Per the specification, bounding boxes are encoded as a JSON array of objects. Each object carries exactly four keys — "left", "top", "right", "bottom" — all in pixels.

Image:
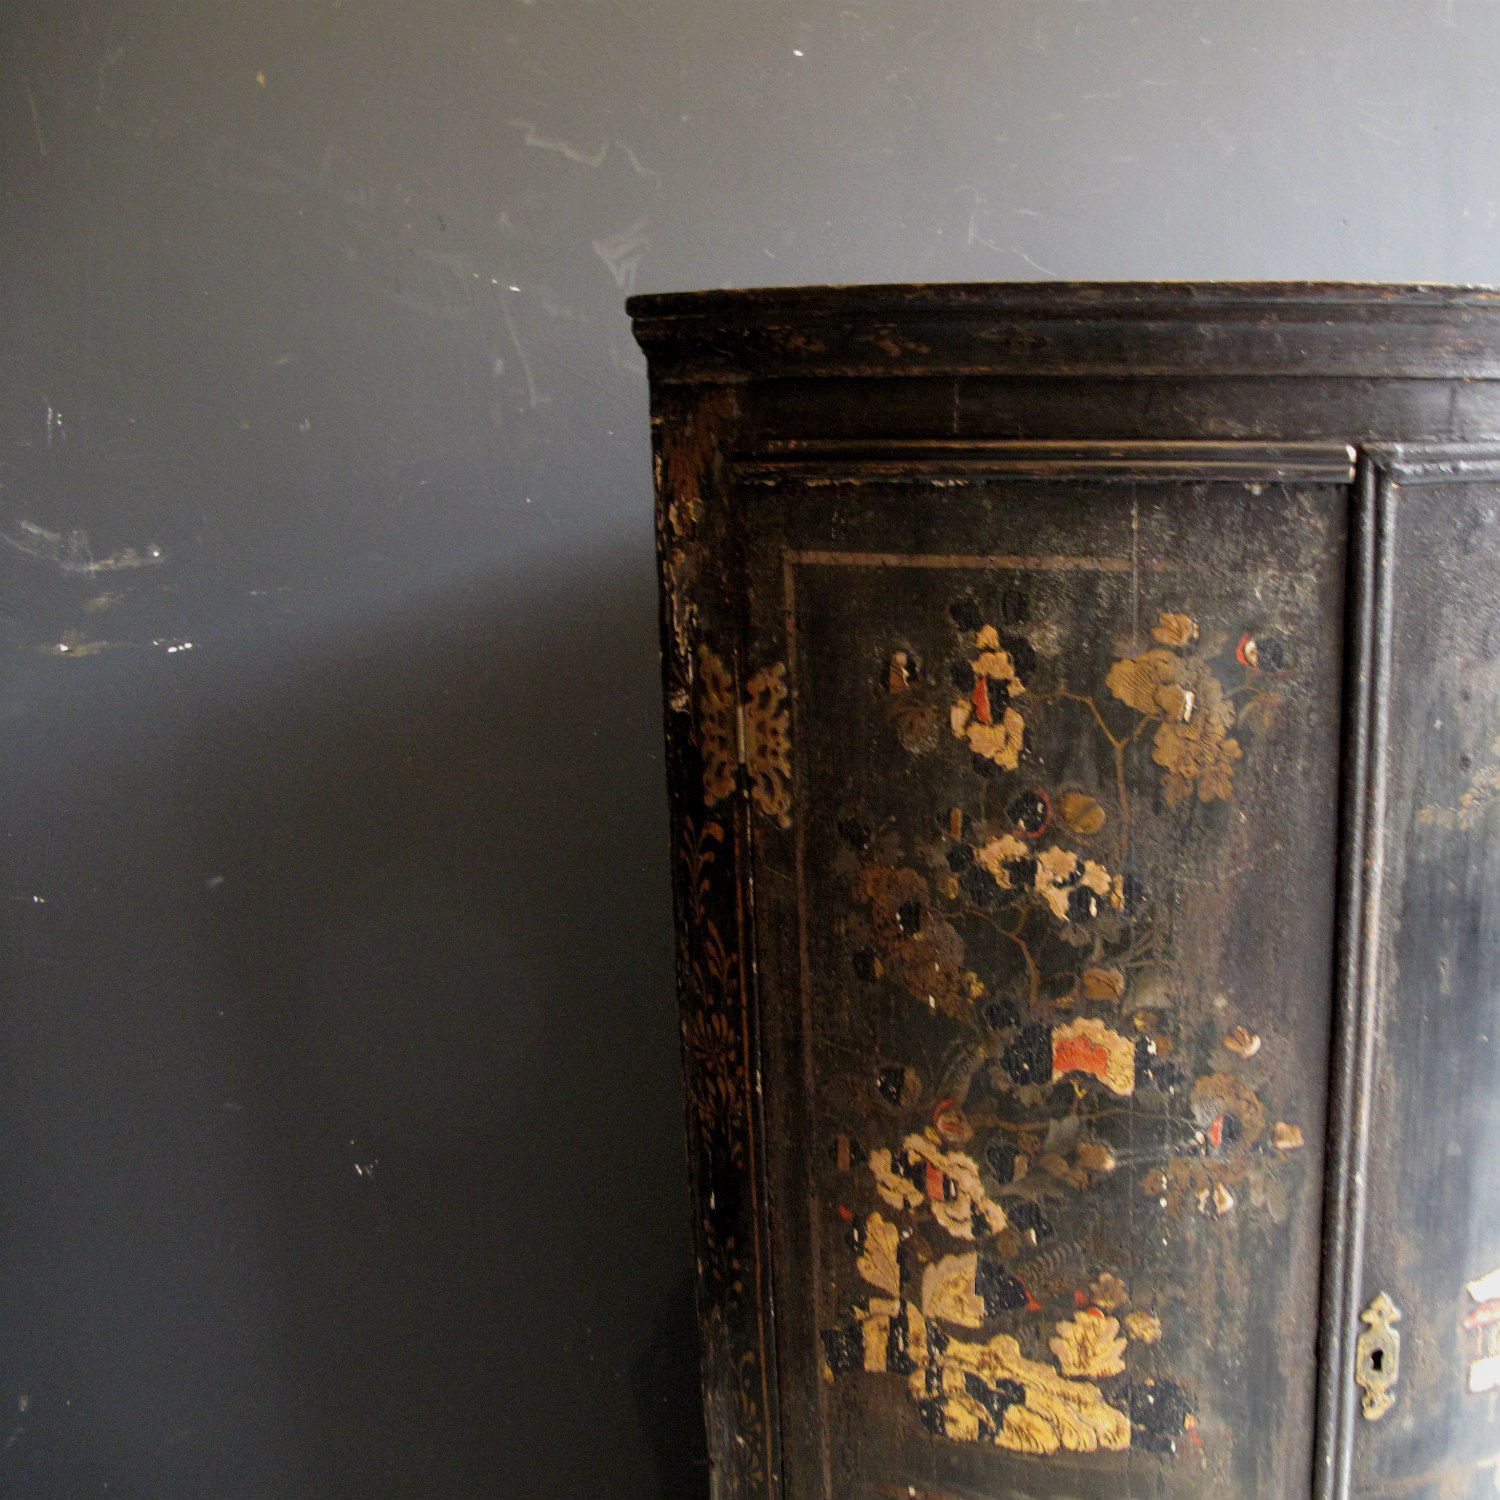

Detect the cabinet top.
[{"left": 627, "top": 280, "right": 1500, "bottom": 383}]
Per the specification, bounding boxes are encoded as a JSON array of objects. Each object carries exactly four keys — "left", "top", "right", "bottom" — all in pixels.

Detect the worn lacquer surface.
[
  {"left": 737, "top": 477, "right": 1345, "bottom": 1500},
  {"left": 1353, "top": 476, "right": 1500, "bottom": 1500}
]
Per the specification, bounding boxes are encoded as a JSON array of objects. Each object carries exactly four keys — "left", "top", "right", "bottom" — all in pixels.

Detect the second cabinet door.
[{"left": 1353, "top": 460, "right": 1500, "bottom": 1500}]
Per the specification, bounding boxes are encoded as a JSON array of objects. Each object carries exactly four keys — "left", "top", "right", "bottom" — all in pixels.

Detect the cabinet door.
[
  {"left": 736, "top": 445, "right": 1352, "bottom": 1500},
  {"left": 1349, "top": 450, "right": 1500, "bottom": 1500}
]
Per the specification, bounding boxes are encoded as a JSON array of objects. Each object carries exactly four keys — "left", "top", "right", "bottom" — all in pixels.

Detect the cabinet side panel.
[{"left": 654, "top": 385, "right": 781, "bottom": 1499}]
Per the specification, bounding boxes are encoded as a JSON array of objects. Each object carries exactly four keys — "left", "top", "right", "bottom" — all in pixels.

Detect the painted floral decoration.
[
  {"left": 822, "top": 599, "right": 1304, "bottom": 1464},
  {"left": 1107, "top": 632, "right": 1242, "bottom": 806},
  {"left": 951, "top": 625, "right": 1027, "bottom": 769},
  {"left": 1051, "top": 1309, "right": 1128, "bottom": 1378}
]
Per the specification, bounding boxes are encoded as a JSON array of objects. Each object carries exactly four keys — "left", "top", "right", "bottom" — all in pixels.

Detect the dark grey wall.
[{"left": 2, "top": 3, "right": 1498, "bottom": 1496}]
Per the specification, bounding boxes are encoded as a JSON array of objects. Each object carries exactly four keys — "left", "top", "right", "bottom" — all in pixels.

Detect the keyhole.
[{"left": 1370, "top": 1350, "right": 1384, "bottom": 1372}]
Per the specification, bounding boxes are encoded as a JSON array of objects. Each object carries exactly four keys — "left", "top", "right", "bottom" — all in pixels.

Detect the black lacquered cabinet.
[{"left": 628, "top": 284, "right": 1500, "bottom": 1500}]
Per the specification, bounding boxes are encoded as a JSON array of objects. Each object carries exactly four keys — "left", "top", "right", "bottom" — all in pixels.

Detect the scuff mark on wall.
[
  {"left": 2, "top": 520, "right": 164, "bottom": 577},
  {"left": 37, "top": 631, "right": 121, "bottom": 658},
  {"left": 23, "top": 82, "right": 47, "bottom": 160},
  {"left": 594, "top": 219, "right": 650, "bottom": 292},
  {"left": 507, "top": 119, "right": 661, "bottom": 184},
  {"left": 498, "top": 295, "right": 546, "bottom": 410}
]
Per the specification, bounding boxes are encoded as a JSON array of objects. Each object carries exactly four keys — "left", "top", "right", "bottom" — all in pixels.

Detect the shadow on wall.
[{"left": 0, "top": 550, "right": 708, "bottom": 1500}]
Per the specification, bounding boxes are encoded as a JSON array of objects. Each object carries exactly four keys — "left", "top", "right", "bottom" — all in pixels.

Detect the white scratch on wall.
[
  {"left": 507, "top": 118, "right": 661, "bottom": 185},
  {"left": 593, "top": 218, "right": 649, "bottom": 292},
  {"left": 3, "top": 520, "right": 164, "bottom": 577}
]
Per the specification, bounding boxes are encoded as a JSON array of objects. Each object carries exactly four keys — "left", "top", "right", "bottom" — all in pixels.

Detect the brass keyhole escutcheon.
[{"left": 1355, "top": 1292, "right": 1401, "bottom": 1420}]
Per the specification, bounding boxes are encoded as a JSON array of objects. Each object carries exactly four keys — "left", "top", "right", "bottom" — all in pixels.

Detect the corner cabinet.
[{"left": 628, "top": 283, "right": 1500, "bottom": 1500}]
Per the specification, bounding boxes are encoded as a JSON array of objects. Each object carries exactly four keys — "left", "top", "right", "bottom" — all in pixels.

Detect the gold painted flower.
[
  {"left": 975, "top": 833, "right": 1030, "bottom": 885},
  {"left": 681, "top": 1008, "right": 746, "bottom": 1150},
  {"left": 951, "top": 625, "right": 1026, "bottom": 769},
  {"left": 1050, "top": 1309, "right": 1128, "bottom": 1378},
  {"left": 1125, "top": 1310, "right": 1163, "bottom": 1344},
  {"left": 1051, "top": 1018, "right": 1136, "bottom": 1097},
  {"left": 869, "top": 1132, "right": 1009, "bottom": 1240},
  {"left": 1032, "top": 847, "right": 1120, "bottom": 922},
  {"left": 1107, "top": 647, "right": 1242, "bottom": 805}
]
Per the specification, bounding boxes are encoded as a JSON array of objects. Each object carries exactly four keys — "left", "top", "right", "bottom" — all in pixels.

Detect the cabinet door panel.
[
  {"left": 1354, "top": 471, "right": 1500, "bottom": 1500},
  {"left": 742, "top": 474, "right": 1348, "bottom": 1500}
]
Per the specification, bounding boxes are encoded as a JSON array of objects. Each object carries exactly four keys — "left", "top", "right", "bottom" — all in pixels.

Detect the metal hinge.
[{"left": 1355, "top": 1292, "right": 1401, "bottom": 1420}]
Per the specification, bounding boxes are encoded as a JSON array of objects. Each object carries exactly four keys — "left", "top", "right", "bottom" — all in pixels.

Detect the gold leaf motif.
[
  {"left": 857, "top": 1213, "right": 902, "bottom": 1297},
  {"left": 931, "top": 1330, "right": 1131, "bottom": 1452},
  {"left": 1058, "top": 790, "right": 1106, "bottom": 835},
  {"left": 861, "top": 1296, "right": 903, "bottom": 1371},
  {"left": 922, "top": 1252, "right": 985, "bottom": 1328},
  {"left": 1081, "top": 966, "right": 1125, "bottom": 1003},
  {"left": 744, "top": 663, "right": 792, "bottom": 826},
  {"left": 1125, "top": 1311, "right": 1163, "bottom": 1344},
  {"left": 682, "top": 1008, "right": 746, "bottom": 1152},
  {"left": 1152, "top": 611, "right": 1199, "bottom": 647},
  {"left": 1051, "top": 1309, "right": 1128, "bottom": 1377},
  {"left": 1224, "top": 1025, "right": 1262, "bottom": 1058},
  {"left": 998, "top": 1404, "right": 1062, "bottom": 1454},
  {"left": 695, "top": 647, "right": 737, "bottom": 806}
]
